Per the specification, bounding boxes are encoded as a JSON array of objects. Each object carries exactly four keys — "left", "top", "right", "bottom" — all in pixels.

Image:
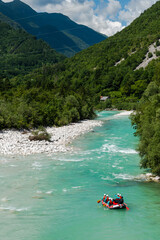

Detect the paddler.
[
  {"left": 115, "top": 193, "right": 120, "bottom": 199},
  {"left": 114, "top": 193, "right": 120, "bottom": 203},
  {"left": 119, "top": 194, "right": 124, "bottom": 204},
  {"left": 102, "top": 194, "right": 107, "bottom": 202},
  {"left": 105, "top": 194, "right": 109, "bottom": 203},
  {"left": 107, "top": 198, "right": 113, "bottom": 206},
  {"left": 102, "top": 194, "right": 110, "bottom": 203}
]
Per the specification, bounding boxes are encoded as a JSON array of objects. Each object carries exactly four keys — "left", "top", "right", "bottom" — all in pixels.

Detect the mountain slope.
[
  {"left": 0, "top": 19, "right": 65, "bottom": 77},
  {"left": 0, "top": 12, "right": 21, "bottom": 29},
  {"left": 45, "top": 0, "right": 160, "bottom": 104},
  {"left": 0, "top": 0, "right": 36, "bottom": 18},
  {"left": 0, "top": 0, "right": 106, "bottom": 57}
]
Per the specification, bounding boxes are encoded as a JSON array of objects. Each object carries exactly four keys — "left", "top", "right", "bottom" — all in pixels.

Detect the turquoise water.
[{"left": 0, "top": 111, "right": 160, "bottom": 240}]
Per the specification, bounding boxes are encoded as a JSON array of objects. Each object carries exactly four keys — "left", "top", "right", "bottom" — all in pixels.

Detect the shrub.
[
  {"left": 29, "top": 127, "right": 51, "bottom": 141},
  {"left": 148, "top": 52, "right": 153, "bottom": 58}
]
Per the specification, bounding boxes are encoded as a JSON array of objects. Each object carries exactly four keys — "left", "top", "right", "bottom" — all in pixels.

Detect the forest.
[
  {"left": 0, "top": 20, "right": 65, "bottom": 78},
  {"left": 131, "top": 63, "right": 160, "bottom": 175}
]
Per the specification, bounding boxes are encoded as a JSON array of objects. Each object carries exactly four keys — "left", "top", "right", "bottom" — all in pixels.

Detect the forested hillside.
[
  {"left": 131, "top": 63, "right": 160, "bottom": 175},
  {"left": 0, "top": 20, "right": 65, "bottom": 78},
  {"left": 32, "top": 1, "right": 160, "bottom": 111},
  {"left": 0, "top": 12, "right": 21, "bottom": 29},
  {"left": 0, "top": 0, "right": 106, "bottom": 57}
]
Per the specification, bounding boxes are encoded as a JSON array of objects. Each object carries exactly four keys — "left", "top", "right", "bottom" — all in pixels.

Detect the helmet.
[
  {"left": 104, "top": 194, "right": 106, "bottom": 196},
  {"left": 106, "top": 194, "right": 108, "bottom": 196}
]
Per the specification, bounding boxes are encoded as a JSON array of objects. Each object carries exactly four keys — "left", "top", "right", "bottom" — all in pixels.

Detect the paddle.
[
  {"left": 124, "top": 203, "right": 129, "bottom": 210},
  {"left": 97, "top": 200, "right": 101, "bottom": 203}
]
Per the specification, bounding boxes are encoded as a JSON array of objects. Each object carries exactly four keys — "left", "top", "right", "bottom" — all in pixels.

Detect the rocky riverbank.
[
  {"left": 143, "top": 173, "right": 160, "bottom": 182},
  {"left": 135, "top": 173, "right": 160, "bottom": 183},
  {"left": 0, "top": 120, "right": 102, "bottom": 156}
]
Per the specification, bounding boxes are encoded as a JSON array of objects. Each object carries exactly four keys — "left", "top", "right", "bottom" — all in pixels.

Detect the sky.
[{"left": 2, "top": 0, "right": 159, "bottom": 36}]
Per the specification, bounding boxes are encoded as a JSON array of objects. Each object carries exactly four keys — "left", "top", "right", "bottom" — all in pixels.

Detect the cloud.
[
  {"left": 119, "top": 0, "right": 158, "bottom": 24},
  {"left": 106, "top": 0, "right": 121, "bottom": 18}
]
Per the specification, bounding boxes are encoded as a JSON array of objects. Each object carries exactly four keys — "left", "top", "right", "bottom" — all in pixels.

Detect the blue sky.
[{"left": 3, "top": 0, "right": 159, "bottom": 36}]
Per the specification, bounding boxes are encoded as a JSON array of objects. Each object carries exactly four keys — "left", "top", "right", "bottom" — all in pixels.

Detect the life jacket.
[
  {"left": 103, "top": 196, "right": 106, "bottom": 201},
  {"left": 114, "top": 198, "right": 120, "bottom": 203}
]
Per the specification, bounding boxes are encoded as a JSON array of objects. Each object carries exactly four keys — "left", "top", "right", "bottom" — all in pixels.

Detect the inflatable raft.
[{"left": 102, "top": 200, "right": 127, "bottom": 209}]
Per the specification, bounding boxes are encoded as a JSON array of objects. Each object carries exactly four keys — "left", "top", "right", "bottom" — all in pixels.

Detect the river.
[{"left": 0, "top": 111, "right": 160, "bottom": 240}]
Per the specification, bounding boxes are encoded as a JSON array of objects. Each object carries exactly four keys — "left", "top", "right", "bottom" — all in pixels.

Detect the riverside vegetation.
[
  {"left": 29, "top": 127, "right": 51, "bottom": 142},
  {"left": 1, "top": 1, "right": 160, "bottom": 174},
  {"left": 131, "top": 65, "right": 160, "bottom": 175}
]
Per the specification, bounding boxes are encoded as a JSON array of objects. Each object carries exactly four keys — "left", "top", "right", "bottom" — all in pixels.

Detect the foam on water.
[
  {"left": 112, "top": 165, "right": 123, "bottom": 170},
  {"left": 1, "top": 197, "right": 10, "bottom": 202},
  {"left": 101, "top": 176, "right": 112, "bottom": 181},
  {"left": 90, "top": 169, "right": 98, "bottom": 174},
  {"left": 32, "top": 162, "right": 43, "bottom": 170},
  {"left": 36, "top": 190, "right": 43, "bottom": 194},
  {"left": 112, "top": 173, "right": 136, "bottom": 180},
  {"left": 46, "top": 191, "right": 53, "bottom": 195},
  {"left": 105, "top": 137, "right": 122, "bottom": 141},
  {"left": 102, "top": 143, "right": 137, "bottom": 154},
  {"left": 62, "top": 188, "right": 68, "bottom": 192},
  {"left": 61, "top": 159, "right": 84, "bottom": 162},
  {"left": 0, "top": 206, "right": 28, "bottom": 213},
  {"left": 97, "top": 110, "right": 133, "bottom": 121},
  {"left": 114, "top": 111, "right": 133, "bottom": 117},
  {"left": 55, "top": 157, "right": 85, "bottom": 162},
  {"left": 112, "top": 173, "right": 151, "bottom": 182}
]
